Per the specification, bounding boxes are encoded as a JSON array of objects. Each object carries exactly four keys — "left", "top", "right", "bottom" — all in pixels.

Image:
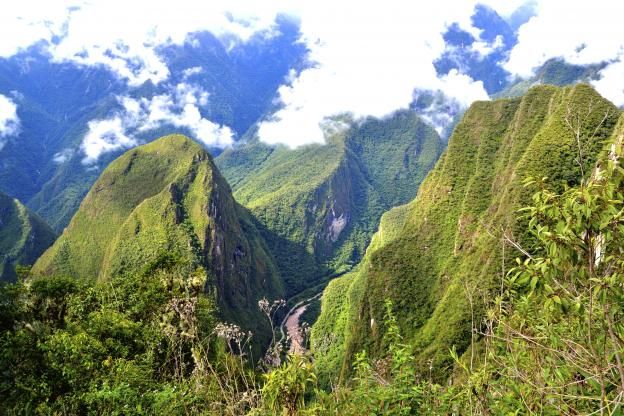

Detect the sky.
[{"left": 0, "top": 0, "right": 622, "bottom": 155}]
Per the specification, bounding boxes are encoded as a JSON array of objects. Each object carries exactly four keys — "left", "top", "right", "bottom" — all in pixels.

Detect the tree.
[{"left": 464, "top": 130, "right": 624, "bottom": 414}]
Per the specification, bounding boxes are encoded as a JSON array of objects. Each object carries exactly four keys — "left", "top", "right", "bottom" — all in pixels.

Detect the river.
[{"left": 285, "top": 304, "right": 308, "bottom": 354}]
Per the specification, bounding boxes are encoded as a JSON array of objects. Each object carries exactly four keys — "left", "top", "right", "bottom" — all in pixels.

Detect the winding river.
[{"left": 279, "top": 291, "right": 323, "bottom": 354}]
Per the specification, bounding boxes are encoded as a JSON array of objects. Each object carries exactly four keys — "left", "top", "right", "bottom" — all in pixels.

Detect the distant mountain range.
[
  {"left": 0, "top": 4, "right": 610, "bottom": 290},
  {"left": 0, "top": 17, "right": 307, "bottom": 232}
]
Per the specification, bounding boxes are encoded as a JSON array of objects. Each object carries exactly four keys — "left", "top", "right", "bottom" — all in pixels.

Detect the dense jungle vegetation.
[{"left": 3, "top": 85, "right": 624, "bottom": 415}]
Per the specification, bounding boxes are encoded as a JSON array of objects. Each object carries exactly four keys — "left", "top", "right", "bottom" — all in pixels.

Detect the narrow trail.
[{"left": 279, "top": 291, "right": 323, "bottom": 354}]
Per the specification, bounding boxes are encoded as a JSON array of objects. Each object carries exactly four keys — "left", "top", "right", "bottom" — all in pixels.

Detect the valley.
[
  {"left": 216, "top": 111, "right": 443, "bottom": 295},
  {"left": 1, "top": 2, "right": 623, "bottom": 414},
  {"left": 3, "top": 82, "right": 624, "bottom": 415}
]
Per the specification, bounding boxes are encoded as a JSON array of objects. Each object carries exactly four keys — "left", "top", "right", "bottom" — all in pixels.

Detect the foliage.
[
  {"left": 0, "top": 255, "right": 278, "bottom": 415},
  {"left": 301, "top": 300, "right": 458, "bottom": 415},
  {"left": 386, "top": 118, "right": 624, "bottom": 414},
  {"left": 258, "top": 354, "right": 317, "bottom": 415},
  {"left": 298, "top": 298, "right": 320, "bottom": 328},
  {"left": 469, "top": 131, "right": 624, "bottom": 413},
  {"left": 2, "top": 261, "right": 183, "bottom": 413}
]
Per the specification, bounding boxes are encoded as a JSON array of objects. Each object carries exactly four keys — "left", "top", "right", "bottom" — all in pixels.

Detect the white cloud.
[
  {"left": 479, "top": 0, "right": 529, "bottom": 17},
  {"left": 592, "top": 60, "right": 624, "bottom": 107},
  {"left": 437, "top": 70, "right": 488, "bottom": 106},
  {"left": 0, "top": 0, "right": 293, "bottom": 86},
  {"left": 505, "top": 0, "right": 624, "bottom": 105},
  {"left": 81, "top": 83, "right": 233, "bottom": 163},
  {"left": 0, "top": 1, "right": 73, "bottom": 57},
  {"left": 0, "top": 94, "right": 20, "bottom": 150},
  {"left": 182, "top": 66, "right": 203, "bottom": 80},
  {"left": 81, "top": 117, "right": 137, "bottom": 164},
  {"left": 471, "top": 35, "right": 505, "bottom": 58},
  {"left": 133, "top": 84, "right": 233, "bottom": 147},
  {"left": 52, "top": 148, "right": 75, "bottom": 164},
  {"left": 257, "top": 0, "right": 492, "bottom": 146}
]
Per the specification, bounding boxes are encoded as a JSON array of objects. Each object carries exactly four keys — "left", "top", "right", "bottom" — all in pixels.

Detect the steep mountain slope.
[
  {"left": 216, "top": 111, "right": 444, "bottom": 294},
  {"left": 32, "top": 135, "right": 283, "bottom": 336},
  {"left": 311, "top": 84, "right": 622, "bottom": 384},
  {"left": 0, "top": 192, "right": 56, "bottom": 281}
]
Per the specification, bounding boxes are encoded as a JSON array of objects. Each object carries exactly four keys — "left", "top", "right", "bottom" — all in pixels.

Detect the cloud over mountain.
[
  {"left": 505, "top": 0, "right": 624, "bottom": 106},
  {"left": 1, "top": 0, "right": 623, "bottom": 151},
  {"left": 257, "top": 1, "right": 501, "bottom": 146},
  {"left": 0, "top": 0, "right": 291, "bottom": 86},
  {"left": 0, "top": 94, "right": 20, "bottom": 150},
  {"left": 0, "top": 0, "right": 520, "bottom": 149},
  {"left": 81, "top": 83, "right": 232, "bottom": 164}
]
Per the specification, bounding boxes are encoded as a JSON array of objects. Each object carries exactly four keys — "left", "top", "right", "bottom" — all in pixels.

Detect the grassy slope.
[
  {"left": 32, "top": 135, "right": 283, "bottom": 341},
  {"left": 0, "top": 192, "right": 56, "bottom": 281},
  {"left": 216, "top": 111, "right": 443, "bottom": 295},
  {"left": 312, "top": 84, "right": 622, "bottom": 383},
  {"left": 311, "top": 202, "right": 412, "bottom": 386}
]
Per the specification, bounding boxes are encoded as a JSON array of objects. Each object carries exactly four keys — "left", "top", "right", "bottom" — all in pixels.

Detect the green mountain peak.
[
  {"left": 33, "top": 134, "right": 283, "bottom": 337},
  {"left": 0, "top": 191, "right": 56, "bottom": 281}
]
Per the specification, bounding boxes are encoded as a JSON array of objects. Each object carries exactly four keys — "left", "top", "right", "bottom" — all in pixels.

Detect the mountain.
[
  {"left": 0, "top": 52, "right": 125, "bottom": 207},
  {"left": 497, "top": 58, "right": 606, "bottom": 99},
  {"left": 0, "top": 18, "right": 306, "bottom": 232},
  {"left": 311, "top": 84, "right": 622, "bottom": 384},
  {"left": 0, "top": 191, "right": 56, "bottom": 281},
  {"left": 0, "top": 8, "right": 604, "bottom": 239},
  {"left": 32, "top": 135, "right": 283, "bottom": 338},
  {"left": 216, "top": 111, "right": 444, "bottom": 295}
]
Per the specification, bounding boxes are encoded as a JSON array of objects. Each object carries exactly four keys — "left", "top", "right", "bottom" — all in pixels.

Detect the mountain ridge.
[
  {"left": 311, "top": 83, "right": 622, "bottom": 385},
  {"left": 217, "top": 111, "right": 444, "bottom": 294}
]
